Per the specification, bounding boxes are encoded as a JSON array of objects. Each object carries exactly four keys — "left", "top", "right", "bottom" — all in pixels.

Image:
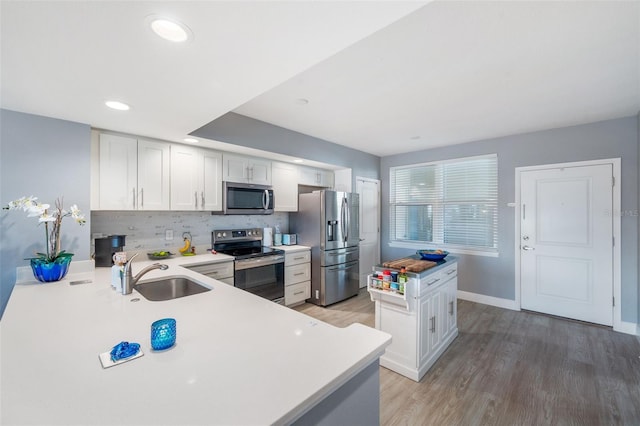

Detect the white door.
[
  {"left": 170, "top": 144, "right": 200, "bottom": 211},
  {"left": 520, "top": 163, "right": 613, "bottom": 325},
  {"left": 357, "top": 178, "right": 380, "bottom": 288}
]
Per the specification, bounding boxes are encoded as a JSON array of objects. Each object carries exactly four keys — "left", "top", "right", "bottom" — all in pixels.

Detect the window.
[{"left": 390, "top": 154, "right": 498, "bottom": 252}]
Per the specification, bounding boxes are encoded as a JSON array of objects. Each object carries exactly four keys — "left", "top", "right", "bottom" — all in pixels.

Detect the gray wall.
[
  {"left": 0, "top": 109, "right": 91, "bottom": 317},
  {"left": 381, "top": 116, "right": 639, "bottom": 324},
  {"left": 192, "top": 112, "right": 380, "bottom": 187}
]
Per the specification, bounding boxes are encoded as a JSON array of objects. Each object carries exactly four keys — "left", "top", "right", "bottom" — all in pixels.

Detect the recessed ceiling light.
[
  {"left": 184, "top": 138, "right": 198, "bottom": 144},
  {"left": 293, "top": 159, "right": 304, "bottom": 163},
  {"left": 410, "top": 135, "right": 421, "bottom": 140},
  {"left": 148, "top": 16, "right": 192, "bottom": 42},
  {"left": 105, "top": 101, "right": 130, "bottom": 111},
  {"left": 295, "top": 98, "right": 309, "bottom": 105}
]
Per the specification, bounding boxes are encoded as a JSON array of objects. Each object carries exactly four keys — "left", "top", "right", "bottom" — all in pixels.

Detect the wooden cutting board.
[{"left": 382, "top": 257, "right": 437, "bottom": 273}]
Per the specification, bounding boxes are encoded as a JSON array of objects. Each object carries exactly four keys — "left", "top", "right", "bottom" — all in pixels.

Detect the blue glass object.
[
  {"left": 110, "top": 341, "right": 141, "bottom": 362},
  {"left": 151, "top": 318, "right": 176, "bottom": 350},
  {"left": 30, "top": 255, "right": 73, "bottom": 282}
]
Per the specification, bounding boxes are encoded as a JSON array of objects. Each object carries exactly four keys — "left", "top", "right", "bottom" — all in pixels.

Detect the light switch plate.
[{"left": 165, "top": 229, "right": 174, "bottom": 240}]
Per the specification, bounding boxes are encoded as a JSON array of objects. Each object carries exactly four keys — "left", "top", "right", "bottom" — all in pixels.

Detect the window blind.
[{"left": 390, "top": 154, "right": 498, "bottom": 250}]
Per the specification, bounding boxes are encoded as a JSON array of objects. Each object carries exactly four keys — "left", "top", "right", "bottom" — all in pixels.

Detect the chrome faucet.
[{"left": 121, "top": 253, "right": 169, "bottom": 295}]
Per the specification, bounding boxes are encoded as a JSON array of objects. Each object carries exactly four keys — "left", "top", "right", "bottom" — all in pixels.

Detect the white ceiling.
[
  {"left": 235, "top": 1, "right": 640, "bottom": 156},
  {"left": 1, "top": 1, "right": 639, "bottom": 159}
]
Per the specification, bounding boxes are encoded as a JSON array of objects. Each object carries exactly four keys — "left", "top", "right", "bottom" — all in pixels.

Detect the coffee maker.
[{"left": 95, "top": 235, "right": 126, "bottom": 267}]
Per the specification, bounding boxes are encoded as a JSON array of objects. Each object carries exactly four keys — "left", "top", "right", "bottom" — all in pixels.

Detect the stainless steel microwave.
[{"left": 223, "top": 181, "right": 274, "bottom": 215}]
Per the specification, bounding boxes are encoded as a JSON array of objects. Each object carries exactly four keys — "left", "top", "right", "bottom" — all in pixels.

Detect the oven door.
[{"left": 234, "top": 255, "right": 285, "bottom": 303}]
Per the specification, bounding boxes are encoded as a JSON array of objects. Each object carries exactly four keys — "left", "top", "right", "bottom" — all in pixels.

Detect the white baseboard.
[
  {"left": 16, "top": 260, "right": 95, "bottom": 283},
  {"left": 457, "top": 290, "right": 520, "bottom": 311},
  {"left": 615, "top": 321, "right": 640, "bottom": 336},
  {"left": 458, "top": 290, "right": 640, "bottom": 336}
]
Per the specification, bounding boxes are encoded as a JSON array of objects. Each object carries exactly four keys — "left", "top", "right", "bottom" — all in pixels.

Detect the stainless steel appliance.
[
  {"left": 291, "top": 190, "right": 360, "bottom": 306},
  {"left": 212, "top": 228, "right": 285, "bottom": 304},
  {"left": 221, "top": 182, "right": 274, "bottom": 215}
]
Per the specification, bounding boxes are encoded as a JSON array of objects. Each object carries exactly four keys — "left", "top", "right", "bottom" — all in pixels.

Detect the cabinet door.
[
  {"left": 272, "top": 162, "right": 298, "bottom": 211},
  {"left": 419, "top": 290, "right": 444, "bottom": 367},
  {"left": 201, "top": 149, "right": 223, "bottom": 211},
  {"left": 446, "top": 276, "right": 458, "bottom": 336},
  {"left": 222, "top": 154, "right": 250, "bottom": 183},
  {"left": 99, "top": 133, "right": 137, "bottom": 210},
  {"left": 170, "top": 144, "right": 200, "bottom": 210},
  {"left": 298, "top": 166, "right": 322, "bottom": 186},
  {"left": 247, "top": 158, "right": 272, "bottom": 185},
  {"left": 137, "top": 140, "right": 170, "bottom": 210}
]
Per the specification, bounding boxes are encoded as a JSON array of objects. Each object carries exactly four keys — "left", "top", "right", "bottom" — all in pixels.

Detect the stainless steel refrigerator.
[{"left": 292, "top": 190, "right": 360, "bottom": 306}]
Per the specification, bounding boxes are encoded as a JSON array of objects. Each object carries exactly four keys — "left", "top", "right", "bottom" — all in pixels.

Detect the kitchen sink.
[{"left": 134, "top": 275, "right": 211, "bottom": 301}]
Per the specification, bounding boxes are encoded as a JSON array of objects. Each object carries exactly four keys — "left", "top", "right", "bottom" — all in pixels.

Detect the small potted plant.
[{"left": 3, "top": 196, "right": 86, "bottom": 282}]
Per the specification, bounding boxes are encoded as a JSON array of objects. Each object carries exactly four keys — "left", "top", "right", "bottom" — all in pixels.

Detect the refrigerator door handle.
[
  {"left": 342, "top": 196, "right": 349, "bottom": 242},
  {"left": 327, "top": 260, "right": 358, "bottom": 272}
]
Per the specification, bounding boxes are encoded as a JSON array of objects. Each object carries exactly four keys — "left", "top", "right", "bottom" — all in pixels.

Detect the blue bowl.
[{"left": 417, "top": 250, "right": 449, "bottom": 261}]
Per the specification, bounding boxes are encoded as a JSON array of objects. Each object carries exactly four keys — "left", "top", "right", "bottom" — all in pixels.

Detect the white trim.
[
  {"left": 388, "top": 241, "right": 499, "bottom": 258},
  {"left": 616, "top": 321, "right": 640, "bottom": 336},
  {"left": 514, "top": 158, "right": 622, "bottom": 331},
  {"left": 16, "top": 260, "right": 95, "bottom": 283},
  {"left": 457, "top": 290, "right": 520, "bottom": 311}
]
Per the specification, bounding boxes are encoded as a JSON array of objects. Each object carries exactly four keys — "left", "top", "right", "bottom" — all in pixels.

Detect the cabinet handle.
[
  {"left": 293, "top": 272, "right": 305, "bottom": 276},
  {"left": 430, "top": 316, "right": 436, "bottom": 333},
  {"left": 449, "top": 301, "right": 454, "bottom": 315},
  {"left": 446, "top": 269, "right": 456, "bottom": 275},
  {"left": 293, "top": 290, "right": 304, "bottom": 296},
  {"left": 427, "top": 278, "right": 440, "bottom": 285},
  {"left": 194, "top": 191, "right": 198, "bottom": 209},
  {"left": 140, "top": 188, "right": 144, "bottom": 208},
  {"left": 201, "top": 191, "right": 205, "bottom": 209},
  {"left": 132, "top": 188, "right": 136, "bottom": 208},
  {"left": 293, "top": 256, "right": 305, "bottom": 260}
]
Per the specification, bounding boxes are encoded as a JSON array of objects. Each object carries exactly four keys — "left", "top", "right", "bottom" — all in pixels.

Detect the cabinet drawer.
[
  {"left": 285, "top": 250, "right": 311, "bottom": 266},
  {"left": 285, "top": 281, "right": 310, "bottom": 306},
  {"left": 184, "top": 261, "right": 234, "bottom": 279},
  {"left": 285, "top": 263, "right": 311, "bottom": 285},
  {"left": 419, "top": 262, "right": 457, "bottom": 297}
]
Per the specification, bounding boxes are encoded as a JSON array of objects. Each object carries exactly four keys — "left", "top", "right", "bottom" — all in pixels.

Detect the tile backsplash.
[{"left": 91, "top": 211, "right": 289, "bottom": 255}]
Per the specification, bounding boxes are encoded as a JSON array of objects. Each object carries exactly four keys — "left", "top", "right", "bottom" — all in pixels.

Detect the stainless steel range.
[{"left": 212, "top": 228, "right": 285, "bottom": 304}]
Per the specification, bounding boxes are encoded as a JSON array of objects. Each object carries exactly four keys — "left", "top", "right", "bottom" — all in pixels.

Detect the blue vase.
[{"left": 30, "top": 255, "right": 73, "bottom": 282}]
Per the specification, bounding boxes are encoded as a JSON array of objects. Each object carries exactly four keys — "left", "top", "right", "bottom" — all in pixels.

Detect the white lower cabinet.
[
  {"left": 284, "top": 248, "right": 311, "bottom": 307},
  {"left": 369, "top": 259, "right": 458, "bottom": 382}
]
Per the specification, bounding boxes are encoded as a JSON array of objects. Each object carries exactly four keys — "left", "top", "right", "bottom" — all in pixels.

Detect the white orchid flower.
[
  {"left": 26, "top": 203, "right": 49, "bottom": 217},
  {"left": 38, "top": 213, "right": 57, "bottom": 223}
]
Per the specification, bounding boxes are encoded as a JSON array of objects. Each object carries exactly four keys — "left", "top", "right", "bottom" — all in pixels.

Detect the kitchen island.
[{"left": 1, "top": 253, "right": 391, "bottom": 425}]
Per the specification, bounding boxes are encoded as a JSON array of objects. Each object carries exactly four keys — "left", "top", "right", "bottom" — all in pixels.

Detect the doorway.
[
  {"left": 357, "top": 177, "right": 380, "bottom": 288},
  {"left": 516, "top": 159, "right": 621, "bottom": 327}
]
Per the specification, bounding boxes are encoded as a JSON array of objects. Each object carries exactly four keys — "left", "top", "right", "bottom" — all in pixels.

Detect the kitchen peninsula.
[{"left": 1, "top": 254, "right": 391, "bottom": 425}]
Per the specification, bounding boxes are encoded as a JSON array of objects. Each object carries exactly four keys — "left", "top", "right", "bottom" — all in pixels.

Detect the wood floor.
[{"left": 294, "top": 289, "right": 640, "bottom": 426}]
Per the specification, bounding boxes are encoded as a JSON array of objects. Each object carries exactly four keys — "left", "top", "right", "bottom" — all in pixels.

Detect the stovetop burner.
[{"left": 212, "top": 228, "right": 284, "bottom": 260}]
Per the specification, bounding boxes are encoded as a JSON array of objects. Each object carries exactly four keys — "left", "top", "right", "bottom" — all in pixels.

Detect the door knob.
[{"left": 522, "top": 245, "right": 535, "bottom": 251}]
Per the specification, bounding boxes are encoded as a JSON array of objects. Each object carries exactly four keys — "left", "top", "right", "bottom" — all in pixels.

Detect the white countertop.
[{"left": 1, "top": 253, "right": 390, "bottom": 425}]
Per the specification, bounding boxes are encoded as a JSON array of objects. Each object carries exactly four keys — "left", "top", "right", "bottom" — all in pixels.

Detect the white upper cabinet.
[
  {"left": 98, "top": 134, "right": 170, "bottom": 210},
  {"left": 271, "top": 162, "right": 298, "bottom": 212},
  {"left": 298, "top": 166, "right": 334, "bottom": 188},
  {"left": 170, "top": 144, "right": 222, "bottom": 211},
  {"left": 222, "top": 153, "right": 271, "bottom": 185},
  {"left": 137, "top": 140, "right": 171, "bottom": 210}
]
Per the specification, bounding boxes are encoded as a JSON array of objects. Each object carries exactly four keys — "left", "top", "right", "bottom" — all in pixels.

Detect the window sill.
[{"left": 388, "top": 241, "right": 499, "bottom": 258}]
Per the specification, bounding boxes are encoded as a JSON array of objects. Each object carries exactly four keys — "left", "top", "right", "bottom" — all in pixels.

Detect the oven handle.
[{"left": 235, "top": 255, "right": 285, "bottom": 270}]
